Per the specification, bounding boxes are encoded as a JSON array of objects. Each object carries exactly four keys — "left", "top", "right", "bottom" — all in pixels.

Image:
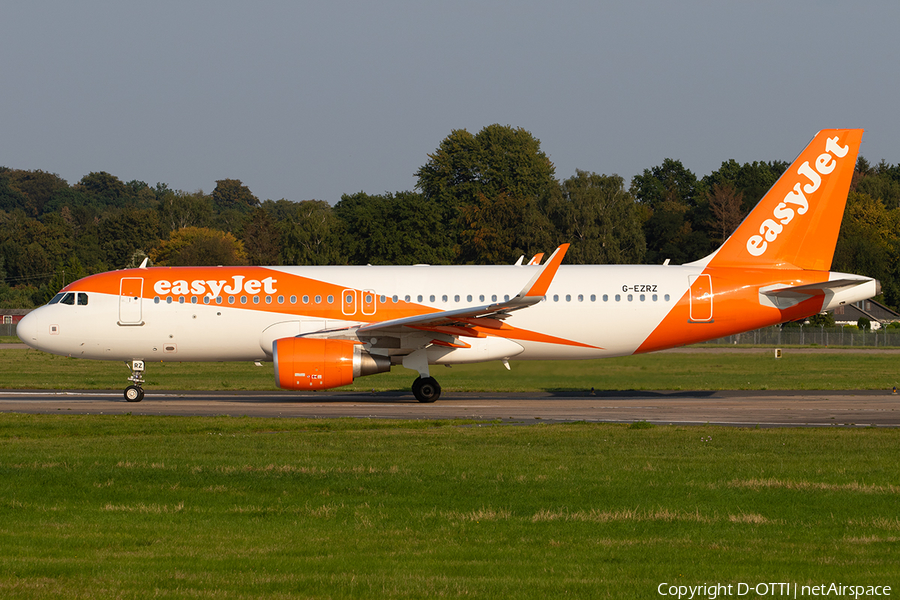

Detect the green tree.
[
  {"left": 0, "top": 168, "right": 29, "bottom": 213},
  {"left": 631, "top": 159, "right": 710, "bottom": 264},
  {"left": 702, "top": 159, "right": 787, "bottom": 215},
  {"left": 416, "top": 125, "right": 556, "bottom": 209},
  {"left": 853, "top": 158, "right": 900, "bottom": 209},
  {"left": 415, "top": 124, "right": 558, "bottom": 263},
  {"left": 275, "top": 199, "right": 346, "bottom": 266},
  {"left": 832, "top": 192, "right": 900, "bottom": 309},
  {"left": 75, "top": 172, "right": 130, "bottom": 209},
  {"left": 808, "top": 312, "right": 835, "bottom": 327},
  {"left": 0, "top": 210, "right": 70, "bottom": 289},
  {"left": 705, "top": 182, "right": 744, "bottom": 245},
  {"left": 96, "top": 208, "right": 161, "bottom": 269},
  {"left": 243, "top": 208, "right": 282, "bottom": 265},
  {"left": 455, "top": 190, "right": 554, "bottom": 264},
  {"left": 157, "top": 190, "right": 213, "bottom": 234},
  {"left": 124, "top": 180, "right": 159, "bottom": 209},
  {"left": 549, "top": 171, "right": 645, "bottom": 264},
  {"left": 151, "top": 227, "right": 248, "bottom": 266},
  {"left": 42, "top": 255, "right": 87, "bottom": 302},
  {"left": 335, "top": 191, "right": 451, "bottom": 265},
  {"left": 5, "top": 169, "right": 69, "bottom": 217},
  {"left": 44, "top": 188, "right": 102, "bottom": 224},
  {"left": 212, "top": 179, "right": 258, "bottom": 213},
  {"left": 212, "top": 178, "right": 257, "bottom": 237}
]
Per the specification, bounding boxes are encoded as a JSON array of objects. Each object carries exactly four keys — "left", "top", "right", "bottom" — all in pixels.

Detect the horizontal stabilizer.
[{"left": 762, "top": 278, "right": 875, "bottom": 298}]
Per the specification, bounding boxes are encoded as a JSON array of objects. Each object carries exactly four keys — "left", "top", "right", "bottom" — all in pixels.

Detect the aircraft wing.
[
  {"left": 357, "top": 244, "right": 569, "bottom": 337},
  {"left": 299, "top": 245, "right": 569, "bottom": 343}
]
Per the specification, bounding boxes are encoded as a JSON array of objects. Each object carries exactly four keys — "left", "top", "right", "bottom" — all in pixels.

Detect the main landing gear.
[
  {"left": 403, "top": 349, "right": 441, "bottom": 403},
  {"left": 124, "top": 360, "right": 145, "bottom": 402},
  {"left": 412, "top": 376, "right": 441, "bottom": 403}
]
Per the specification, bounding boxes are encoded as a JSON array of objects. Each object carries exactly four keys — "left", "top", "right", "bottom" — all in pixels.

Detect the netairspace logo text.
[{"left": 658, "top": 582, "right": 892, "bottom": 600}]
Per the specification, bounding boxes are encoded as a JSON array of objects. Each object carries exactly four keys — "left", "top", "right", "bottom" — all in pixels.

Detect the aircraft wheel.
[
  {"left": 412, "top": 376, "right": 441, "bottom": 403},
  {"left": 124, "top": 385, "right": 144, "bottom": 402}
]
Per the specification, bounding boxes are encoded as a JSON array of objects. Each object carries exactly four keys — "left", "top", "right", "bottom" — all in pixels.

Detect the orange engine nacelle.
[{"left": 273, "top": 338, "right": 390, "bottom": 391}]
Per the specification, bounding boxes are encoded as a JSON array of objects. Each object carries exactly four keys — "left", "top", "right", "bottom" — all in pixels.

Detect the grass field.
[
  {"left": 2, "top": 347, "right": 900, "bottom": 393},
  {"left": 0, "top": 415, "right": 897, "bottom": 598}
]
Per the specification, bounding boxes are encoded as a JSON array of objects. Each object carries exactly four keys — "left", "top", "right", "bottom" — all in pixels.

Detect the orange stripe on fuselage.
[
  {"left": 635, "top": 268, "right": 828, "bottom": 354},
  {"left": 64, "top": 266, "right": 602, "bottom": 350},
  {"left": 64, "top": 266, "right": 423, "bottom": 322}
]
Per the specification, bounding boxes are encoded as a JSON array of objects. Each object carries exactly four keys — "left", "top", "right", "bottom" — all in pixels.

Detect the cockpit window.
[
  {"left": 77, "top": 293, "right": 89, "bottom": 306},
  {"left": 48, "top": 293, "right": 65, "bottom": 305},
  {"left": 60, "top": 293, "right": 76, "bottom": 305}
]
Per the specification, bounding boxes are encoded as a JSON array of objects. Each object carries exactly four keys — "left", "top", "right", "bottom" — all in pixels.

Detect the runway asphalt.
[{"left": 1, "top": 388, "right": 898, "bottom": 427}]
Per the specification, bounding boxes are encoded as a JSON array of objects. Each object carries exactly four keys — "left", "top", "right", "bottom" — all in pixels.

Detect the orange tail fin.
[{"left": 700, "top": 129, "right": 863, "bottom": 271}]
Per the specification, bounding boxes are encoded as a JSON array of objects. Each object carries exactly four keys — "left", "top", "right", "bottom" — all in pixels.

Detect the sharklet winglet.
[{"left": 516, "top": 244, "right": 569, "bottom": 300}]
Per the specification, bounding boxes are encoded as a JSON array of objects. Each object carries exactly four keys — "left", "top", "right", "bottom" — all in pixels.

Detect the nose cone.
[{"left": 16, "top": 310, "right": 40, "bottom": 349}]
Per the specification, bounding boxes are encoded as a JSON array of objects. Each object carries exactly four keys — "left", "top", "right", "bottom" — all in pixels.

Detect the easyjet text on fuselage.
[{"left": 153, "top": 275, "right": 278, "bottom": 299}]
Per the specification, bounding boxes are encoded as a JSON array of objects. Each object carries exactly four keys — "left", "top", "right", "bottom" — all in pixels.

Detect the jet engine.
[{"left": 273, "top": 337, "right": 390, "bottom": 390}]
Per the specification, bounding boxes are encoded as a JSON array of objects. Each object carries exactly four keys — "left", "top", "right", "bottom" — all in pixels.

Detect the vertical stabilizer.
[{"left": 699, "top": 129, "right": 862, "bottom": 270}]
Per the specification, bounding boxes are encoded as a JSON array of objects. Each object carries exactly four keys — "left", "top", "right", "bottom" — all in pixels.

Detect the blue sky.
[{"left": 2, "top": 1, "right": 898, "bottom": 204}]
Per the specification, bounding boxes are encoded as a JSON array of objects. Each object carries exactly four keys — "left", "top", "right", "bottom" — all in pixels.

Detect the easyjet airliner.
[{"left": 17, "top": 130, "right": 878, "bottom": 402}]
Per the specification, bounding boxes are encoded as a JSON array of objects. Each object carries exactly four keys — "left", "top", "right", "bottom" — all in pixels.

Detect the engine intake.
[{"left": 273, "top": 338, "right": 390, "bottom": 390}]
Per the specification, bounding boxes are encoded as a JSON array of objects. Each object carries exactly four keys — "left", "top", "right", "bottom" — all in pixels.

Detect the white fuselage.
[{"left": 17, "top": 263, "right": 877, "bottom": 366}]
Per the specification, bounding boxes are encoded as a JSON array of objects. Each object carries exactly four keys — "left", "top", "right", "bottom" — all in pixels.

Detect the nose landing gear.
[{"left": 124, "top": 360, "right": 145, "bottom": 402}]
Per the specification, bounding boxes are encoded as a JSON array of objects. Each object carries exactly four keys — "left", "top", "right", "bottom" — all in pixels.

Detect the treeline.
[{"left": 2, "top": 124, "right": 900, "bottom": 309}]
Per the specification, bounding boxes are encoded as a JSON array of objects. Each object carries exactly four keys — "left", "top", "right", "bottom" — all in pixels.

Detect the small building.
[
  {"left": 830, "top": 299, "right": 900, "bottom": 330},
  {"left": 0, "top": 309, "right": 32, "bottom": 326}
]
